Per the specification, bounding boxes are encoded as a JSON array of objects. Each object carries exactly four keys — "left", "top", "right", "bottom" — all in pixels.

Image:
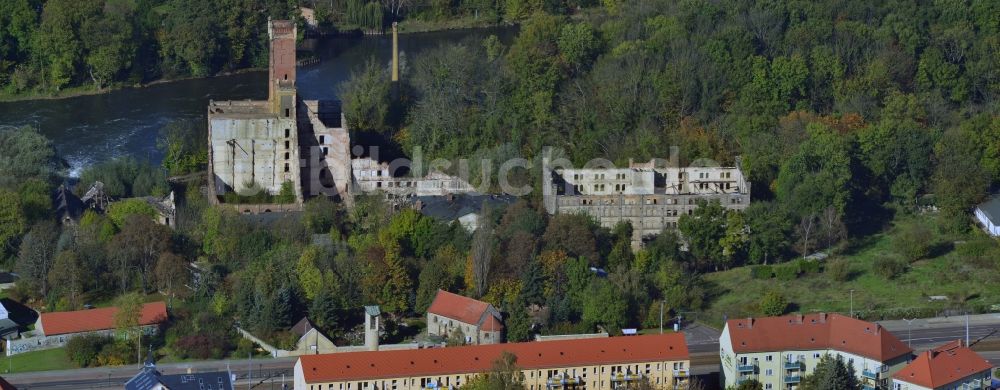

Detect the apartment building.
[
  {"left": 293, "top": 333, "right": 689, "bottom": 390},
  {"left": 720, "top": 313, "right": 913, "bottom": 390},
  {"left": 892, "top": 340, "right": 993, "bottom": 390}
]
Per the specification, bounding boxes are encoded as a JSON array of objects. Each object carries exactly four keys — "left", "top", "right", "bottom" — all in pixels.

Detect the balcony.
[
  {"left": 862, "top": 385, "right": 875, "bottom": 390},
  {"left": 862, "top": 370, "right": 878, "bottom": 380},
  {"left": 610, "top": 373, "right": 644, "bottom": 382},
  {"left": 673, "top": 369, "right": 688, "bottom": 377},
  {"left": 545, "top": 374, "right": 582, "bottom": 387},
  {"left": 783, "top": 375, "right": 801, "bottom": 384},
  {"left": 736, "top": 364, "right": 756, "bottom": 373},
  {"left": 784, "top": 360, "right": 803, "bottom": 370}
]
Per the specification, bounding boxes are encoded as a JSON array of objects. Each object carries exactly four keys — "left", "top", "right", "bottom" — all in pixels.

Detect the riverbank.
[
  {"left": 0, "top": 21, "right": 514, "bottom": 104},
  {"left": 0, "top": 67, "right": 267, "bottom": 104}
]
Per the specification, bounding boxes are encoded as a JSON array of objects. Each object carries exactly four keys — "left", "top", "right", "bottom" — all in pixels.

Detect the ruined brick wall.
[{"left": 268, "top": 20, "right": 296, "bottom": 104}]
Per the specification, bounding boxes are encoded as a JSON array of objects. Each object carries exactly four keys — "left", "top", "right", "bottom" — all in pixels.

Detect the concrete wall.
[
  {"left": 6, "top": 326, "right": 159, "bottom": 356},
  {"left": 300, "top": 100, "right": 350, "bottom": 198},
  {"left": 209, "top": 114, "right": 300, "bottom": 197}
]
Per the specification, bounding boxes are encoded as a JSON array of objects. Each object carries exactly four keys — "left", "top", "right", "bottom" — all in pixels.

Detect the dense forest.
[
  {"left": 1, "top": 0, "right": 1000, "bottom": 368},
  {"left": 0, "top": 0, "right": 574, "bottom": 96}
]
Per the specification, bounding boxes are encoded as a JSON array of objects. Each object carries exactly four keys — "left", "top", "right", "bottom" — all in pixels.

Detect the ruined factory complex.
[{"left": 207, "top": 19, "right": 750, "bottom": 244}]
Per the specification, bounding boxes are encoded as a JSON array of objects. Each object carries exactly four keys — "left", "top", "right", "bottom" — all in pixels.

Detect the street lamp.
[
  {"left": 902, "top": 318, "right": 915, "bottom": 347},
  {"left": 850, "top": 290, "right": 855, "bottom": 318}
]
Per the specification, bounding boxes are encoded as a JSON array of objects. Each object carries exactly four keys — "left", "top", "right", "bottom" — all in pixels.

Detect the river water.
[{"left": 0, "top": 27, "right": 514, "bottom": 176}]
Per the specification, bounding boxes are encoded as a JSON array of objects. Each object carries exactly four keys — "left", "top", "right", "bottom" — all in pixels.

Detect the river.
[{"left": 0, "top": 27, "right": 515, "bottom": 176}]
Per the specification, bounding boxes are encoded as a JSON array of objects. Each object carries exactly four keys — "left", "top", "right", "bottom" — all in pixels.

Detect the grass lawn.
[
  {"left": 700, "top": 214, "right": 1000, "bottom": 327},
  {"left": 0, "top": 348, "right": 77, "bottom": 373}
]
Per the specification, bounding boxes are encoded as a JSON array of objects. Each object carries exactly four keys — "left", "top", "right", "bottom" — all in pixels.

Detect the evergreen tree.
[
  {"left": 310, "top": 286, "right": 340, "bottom": 332},
  {"left": 519, "top": 260, "right": 545, "bottom": 306},
  {"left": 799, "top": 354, "right": 860, "bottom": 390}
]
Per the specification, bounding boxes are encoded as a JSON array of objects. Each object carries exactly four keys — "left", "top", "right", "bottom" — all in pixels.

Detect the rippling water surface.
[{"left": 0, "top": 27, "right": 514, "bottom": 176}]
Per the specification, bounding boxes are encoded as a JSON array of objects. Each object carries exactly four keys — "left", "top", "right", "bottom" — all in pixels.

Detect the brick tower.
[{"left": 268, "top": 19, "right": 296, "bottom": 117}]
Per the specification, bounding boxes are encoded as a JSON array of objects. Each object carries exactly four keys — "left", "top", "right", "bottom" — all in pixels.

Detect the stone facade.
[
  {"left": 543, "top": 159, "right": 751, "bottom": 246},
  {"left": 208, "top": 20, "right": 302, "bottom": 204}
]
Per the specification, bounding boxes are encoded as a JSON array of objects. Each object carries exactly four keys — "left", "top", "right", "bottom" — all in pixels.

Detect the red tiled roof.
[
  {"left": 298, "top": 333, "right": 689, "bottom": 383},
  {"left": 40, "top": 302, "right": 168, "bottom": 336},
  {"left": 892, "top": 340, "right": 993, "bottom": 388},
  {"left": 427, "top": 290, "right": 502, "bottom": 330},
  {"left": 725, "top": 313, "right": 912, "bottom": 361}
]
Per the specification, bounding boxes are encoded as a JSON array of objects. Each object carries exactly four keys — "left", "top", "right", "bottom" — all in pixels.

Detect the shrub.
[
  {"left": 749, "top": 265, "right": 773, "bottom": 279},
  {"left": 759, "top": 291, "right": 789, "bottom": 316},
  {"left": 174, "top": 334, "right": 230, "bottom": 360},
  {"left": 826, "top": 258, "right": 851, "bottom": 282},
  {"left": 873, "top": 257, "right": 907, "bottom": 280},
  {"left": 797, "top": 259, "right": 820, "bottom": 274},
  {"left": 774, "top": 264, "right": 799, "bottom": 281},
  {"left": 893, "top": 224, "right": 934, "bottom": 262},
  {"left": 65, "top": 334, "right": 112, "bottom": 367},
  {"left": 96, "top": 340, "right": 133, "bottom": 366}
]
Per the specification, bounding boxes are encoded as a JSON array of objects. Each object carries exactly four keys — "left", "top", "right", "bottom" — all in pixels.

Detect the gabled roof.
[
  {"left": 977, "top": 195, "right": 1000, "bottom": 224},
  {"left": 427, "top": 290, "right": 502, "bottom": 330},
  {"left": 725, "top": 313, "right": 912, "bottom": 362},
  {"left": 892, "top": 340, "right": 993, "bottom": 388},
  {"left": 298, "top": 333, "right": 689, "bottom": 383},
  {"left": 0, "top": 376, "right": 16, "bottom": 390},
  {"left": 40, "top": 302, "right": 168, "bottom": 336}
]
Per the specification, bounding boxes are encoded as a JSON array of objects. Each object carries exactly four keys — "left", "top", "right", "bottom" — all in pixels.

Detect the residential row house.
[
  {"left": 720, "top": 313, "right": 913, "bottom": 390},
  {"left": 892, "top": 340, "right": 993, "bottom": 390},
  {"left": 293, "top": 333, "right": 690, "bottom": 390}
]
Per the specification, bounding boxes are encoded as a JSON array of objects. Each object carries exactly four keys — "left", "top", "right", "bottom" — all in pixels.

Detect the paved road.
[{"left": 7, "top": 315, "right": 1000, "bottom": 389}]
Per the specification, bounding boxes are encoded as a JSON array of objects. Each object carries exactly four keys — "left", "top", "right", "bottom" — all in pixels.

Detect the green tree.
[
  {"left": 758, "top": 291, "right": 788, "bottom": 316},
  {"left": 678, "top": 199, "right": 726, "bottom": 271},
  {"left": 932, "top": 126, "right": 990, "bottom": 231},
  {"left": 158, "top": 119, "right": 208, "bottom": 176},
  {"left": 0, "top": 190, "right": 26, "bottom": 254},
  {"left": 744, "top": 202, "right": 791, "bottom": 264},
  {"left": 799, "top": 354, "right": 860, "bottom": 390},
  {"left": 730, "top": 379, "right": 763, "bottom": 390},
  {"left": 297, "top": 246, "right": 325, "bottom": 300},
  {"left": 719, "top": 211, "right": 749, "bottom": 269},
  {"left": 113, "top": 292, "right": 145, "bottom": 366},
  {"left": 776, "top": 123, "right": 857, "bottom": 222},
  {"left": 106, "top": 198, "right": 159, "bottom": 228},
  {"left": 542, "top": 214, "right": 599, "bottom": 265},
  {"left": 48, "top": 251, "right": 84, "bottom": 308},
  {"left": 0, "top": 126, "right": 60, "bottom": 188},
  {"left": 581, "top": 279, "right": 627, "bottom": 334},
  {"left": 15, "top": 221, "right": 59, "bottom": 297},
  {"left": 340, "top": 58, "right": 392, "bottom": 134},
  {"left": 310, "top": 285, "right": 341, "bottom": 332}
]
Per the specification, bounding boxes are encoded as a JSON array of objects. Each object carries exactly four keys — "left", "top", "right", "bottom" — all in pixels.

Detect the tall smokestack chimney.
[{"left": 391, "top": 22, "right": 399, "bottom": 83}]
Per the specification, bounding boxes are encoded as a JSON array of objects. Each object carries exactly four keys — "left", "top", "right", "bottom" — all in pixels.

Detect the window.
[
  {"left": 284, "top": 163, "right": 289, "bottom": 173},
  {"left": 285, "top": 129, "right": 290, "bottom": 138},
  {"left": 285, "top": 141, "right": 290, "bottom": 149},
  {"left": 765, "top": 355, "right": 773, "bottom": 362},
  {"left": 319, "top": 135, "right": 326, "bottom": 144},
  {"left": 284, "top": 152, "right": 290, "bottom": 160},
  {"left": 285, "top": 108, "right": 290, "bottom": 117}
]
